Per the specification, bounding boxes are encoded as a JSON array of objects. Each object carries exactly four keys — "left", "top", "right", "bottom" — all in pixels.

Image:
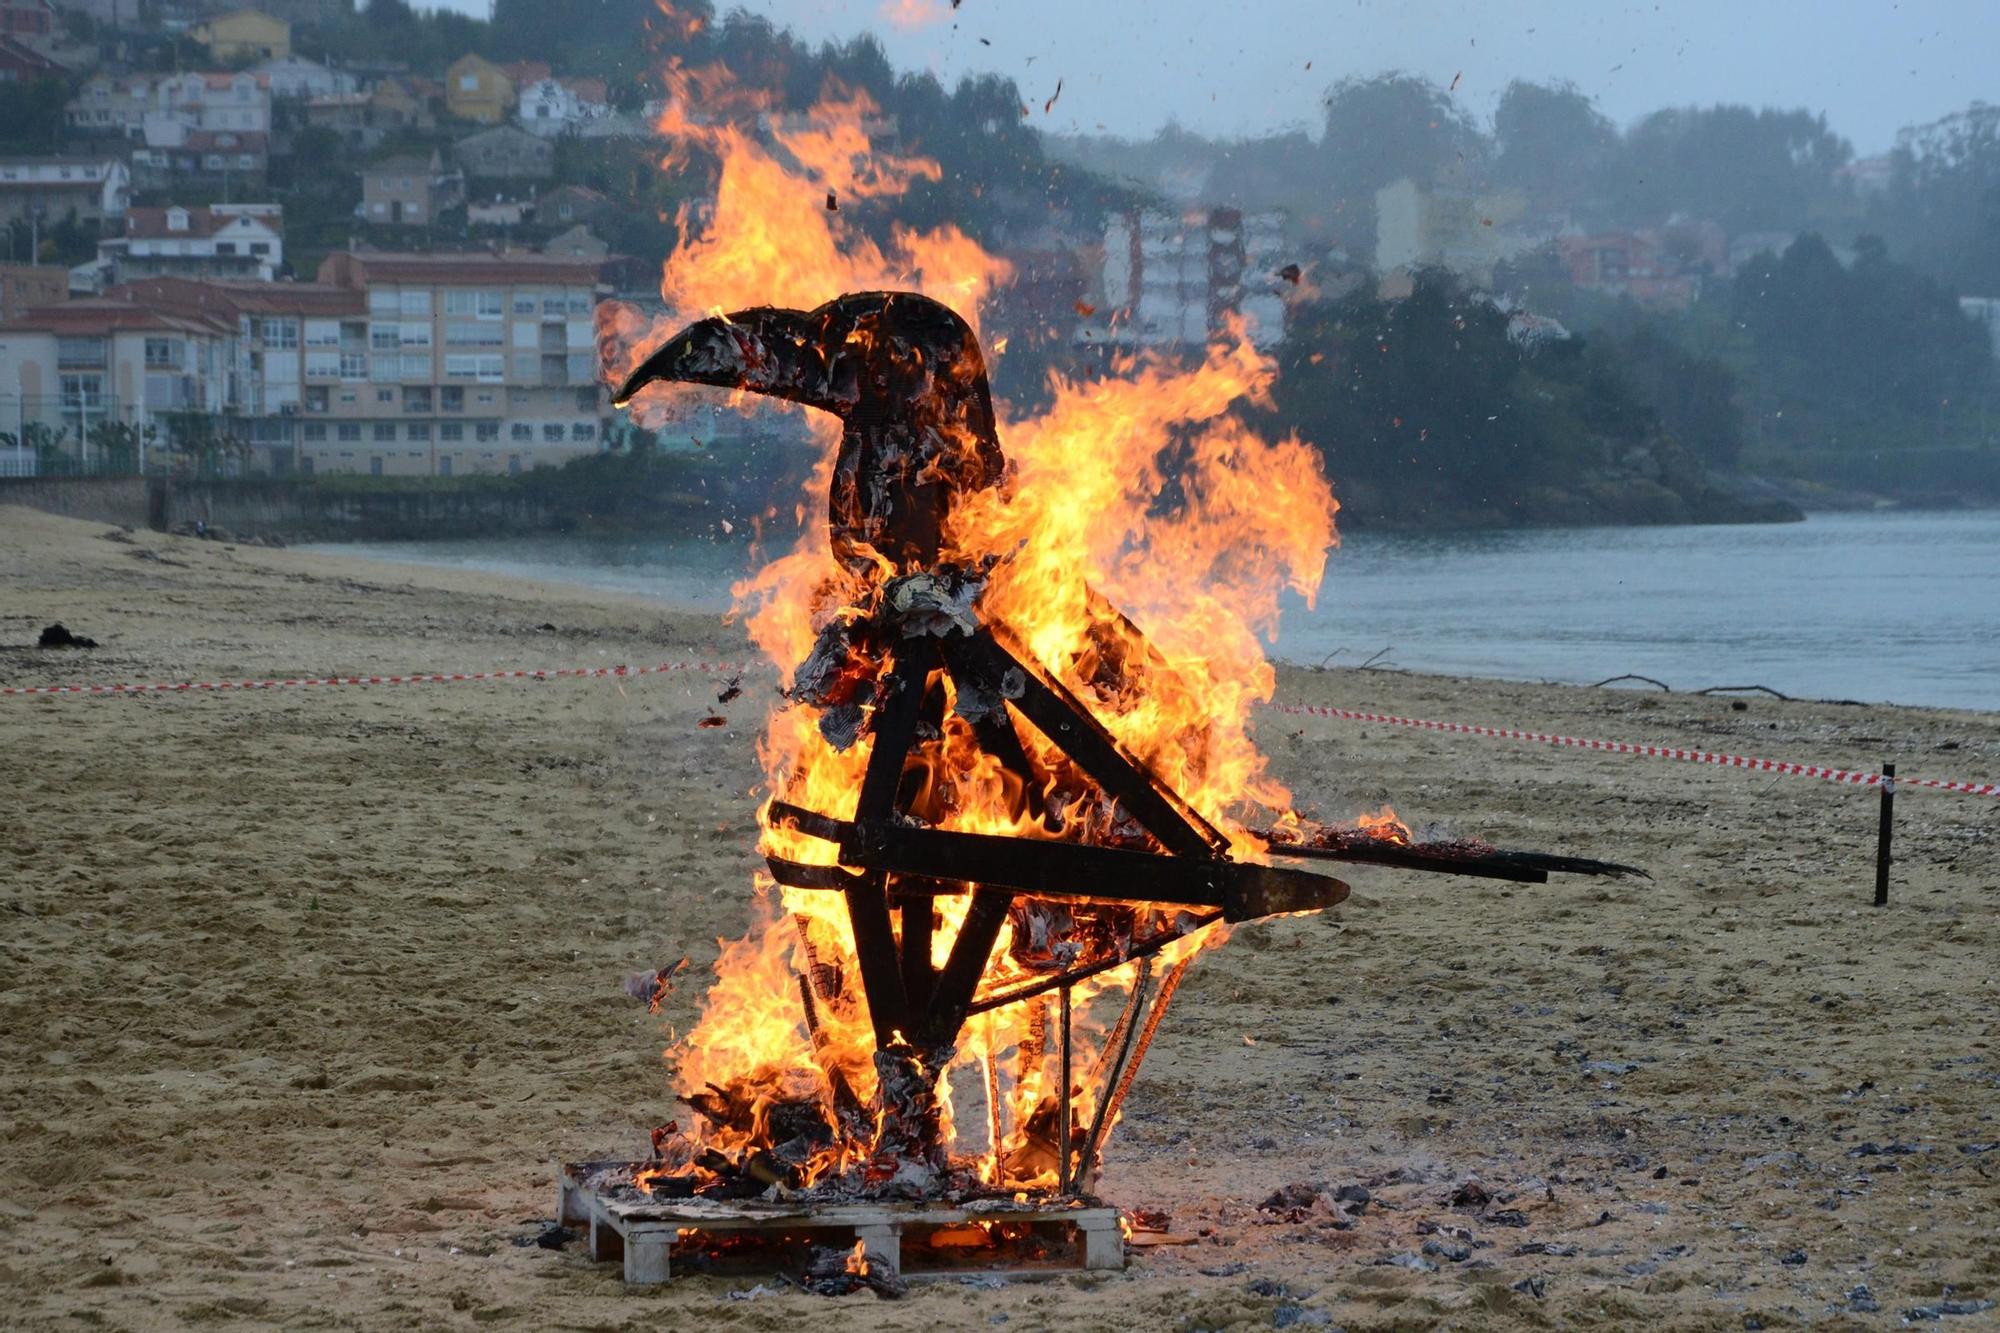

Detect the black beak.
[{"left": 612, "top": 307, "right": 836, "bottom": 413}]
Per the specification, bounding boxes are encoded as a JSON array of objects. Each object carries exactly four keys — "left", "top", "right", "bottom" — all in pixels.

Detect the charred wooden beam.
[
  {"left": 941, "top": 629, "right": 1228, "bottom": 859},
  {"left": 916, "top": 886, "right": 1014, "bottom": 1050},
  {"left": 1256, "top": 829, "right": 1647, "bottom": 881},
  {"left": 844, "top": 819, "right": 1347, "bottom": 922},
  {"left": 964, "top": 912, "right": 1223, "bottom": 1016}
]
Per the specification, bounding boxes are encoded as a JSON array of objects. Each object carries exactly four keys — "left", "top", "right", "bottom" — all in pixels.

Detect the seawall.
[{"left": 0, "top": 476, "right": 553, "bottom": 541}]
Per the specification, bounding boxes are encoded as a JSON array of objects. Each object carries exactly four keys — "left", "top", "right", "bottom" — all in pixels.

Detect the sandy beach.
[{"left": 2, "top": 504, "right": 1995, "bottom": 1331}]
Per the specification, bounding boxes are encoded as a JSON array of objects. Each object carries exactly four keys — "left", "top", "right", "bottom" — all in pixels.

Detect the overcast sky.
[{"left": 443, "top": 0, "right": 1994, "bottom": 154}]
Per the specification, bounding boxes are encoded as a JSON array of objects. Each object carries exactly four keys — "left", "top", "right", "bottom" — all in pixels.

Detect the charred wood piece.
[{"left": 1258, "top": 827, "right": 1648, "bottom": 881}]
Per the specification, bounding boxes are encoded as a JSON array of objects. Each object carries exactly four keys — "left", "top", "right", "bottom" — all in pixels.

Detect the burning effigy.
[{"left": 570, "top": 44, "right": 1636, "bottom": 1286}]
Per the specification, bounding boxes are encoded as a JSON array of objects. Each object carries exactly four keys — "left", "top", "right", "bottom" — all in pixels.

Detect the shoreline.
[{"left": 5, "top": 505, "right": 1997, "bottom": 1329}]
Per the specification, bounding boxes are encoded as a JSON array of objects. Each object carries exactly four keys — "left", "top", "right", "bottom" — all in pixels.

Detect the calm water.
[{"left": 312, "top": 509, "right": 2000, "bottom": 711}]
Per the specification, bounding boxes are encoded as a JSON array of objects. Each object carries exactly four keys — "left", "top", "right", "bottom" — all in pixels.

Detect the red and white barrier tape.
[
  {"left": 0, "top": 660, "right": 756, "bottom": 698},
  {"left": 1263, "top": 700, "right": 1999, "bottom": 799},
  {"left": 5, "top": 658, "right": 1991, "bottom": 799}
]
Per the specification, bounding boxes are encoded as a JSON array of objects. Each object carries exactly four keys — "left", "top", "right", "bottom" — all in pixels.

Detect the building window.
[
  {"left": 404, "top": 387, "right": 432, "bottom": 413},
  {"left": 438, "top": 455, "right": 453, "bottom": 476},
  {"left": 368, "top": 289, "right": 399, "bottom": 316},
  {"left": 370, "top": 323, "right": 399, "bottom": 351},
  {"left": 512, "top": 291, "right": 536, "bottom": 315},
  {"left": 408, "top": 422, "right": 430, "bottom": 441},
  {"left": 510, "top": 422, "right": 532, "bottom": 441},
  {"left": 441, "top": 386, "right": 463, "bottom": 412},
  {"left": 340, "top": 352, "right": 367, "bottom": 380},
  {"left": 337, "top": 423, "right": 362, "bottom": 442},
  {"left": 376, "top": 387, "right": 394, "bottom": 403},
  {"left": 305, "top": 319, "right": 341, "bottom": 348},
  {"left": 400, "top": 354, "right": 431, "bottom": 380},
  {"left": 303, "top": 423, "right": 327, "bottom": 441},
  {"left": 574, "top": 387, "right": 597, "bottom": 413},
  {"left": 306, "top": 350, "right": 341, "bottom": 377},
  {"left": 399, "top": 290, "right": 431, "bottom": 317},
  {"left": 475, "top": 421, "right": 499, "bottom": 442},
  {"left": 370, "top": 456, "right": 384, "bottom": 477},
  {"left": 399, "top": 321, "right": 431, "bottom": 347},
  {"left": 57, "top": 336, "right": 107, "bottom": 367},
  {"left": 447, "top": 321, "right": 501, "bottom": 346},
  {"left": 144, "top": 337, "right": 183, "bottom": 369},
  {"left": 266, "top": 318, "right": 298, "bottom": 350},
  {"left": 439, "top": 422, "right": 463, "bottom": 442},
  {"left": 542, "top": 423, "right": 563, "bottom": 442},
  {"left": 373, "top": 422, "right": 396, "bottom": 441},
  {"left": 571, "top": 422, "right": 595, "bottom": 440}
]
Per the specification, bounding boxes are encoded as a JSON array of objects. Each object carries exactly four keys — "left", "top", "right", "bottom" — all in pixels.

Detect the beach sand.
[{"left": 2, "top": 504, "right": 1995, "bottom": 1330}]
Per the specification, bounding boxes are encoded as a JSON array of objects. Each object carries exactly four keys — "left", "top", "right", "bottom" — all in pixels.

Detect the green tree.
[
  {"left": 1320, "top": 73, "right": 1486, "bottom": 197},
  {"left": 1607, "top": 105, "right": 1851, "bottom": 232},
  {"left": 1491, "top": 80, "right": 1616, "bottom": 210}
]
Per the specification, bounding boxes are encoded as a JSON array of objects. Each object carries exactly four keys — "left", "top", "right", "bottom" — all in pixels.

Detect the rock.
[
  {"left": 509, "top": 1220, "right": 570, "bottom": 1250},
  {"left": 1448, "top": 1180, "right": 1491, "bottom": 1209},
  {"left": 1199, "top": 1262, "right": 1251, "bottom": 1278},
  {"left": 1378, "top": 1252, "right": 1436, "bottom": 1273},
  {"left": 1271, "top": 1307, "right": 1334, "bottom": 1329},
  {"left": 1583, "top": 1061, "right": 1639, "bottom": 1075},
  {"left": 1848, "top": 1141, "right": 1920, "bottom": 1157},
  {"left": 37, "top": 623, "right": 98, "bottom": 648},
  {"left": 1332, "top": 1184, "right": 1371, "bottom": 1210},
  {"left": 1780, "top": 1250, "right": 1807, "bottom": 1266},
  {"left": 1512, "top": 1277, "right": 1546, "bottom": 1300},
  {"left": 1846, "top": 1285, "right": 1879, "bottom": 1313},
  {"left": 1420, "top": 1239, "right": 1471, "bottom": 1263},
  {"left": 1902, "top": 1300, "right": 1995, "bottom": 1320},
  {"left": 1482, "top": 1210, "right": 1530, "bottom": 1228}
]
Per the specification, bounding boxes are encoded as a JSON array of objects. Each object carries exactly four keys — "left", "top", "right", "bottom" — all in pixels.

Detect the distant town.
[{"left": 1, "top": 0, "right": 1995, "bottom": 513}]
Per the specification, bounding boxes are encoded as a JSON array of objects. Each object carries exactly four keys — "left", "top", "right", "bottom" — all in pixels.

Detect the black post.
[{"left": 1874, "top": 762, "right": 1896, "bottom": 907}]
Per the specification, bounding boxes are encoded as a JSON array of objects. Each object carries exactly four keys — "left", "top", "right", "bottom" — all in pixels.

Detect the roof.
[
  {"left": 108, "top": 276, "right": 362, "bottom": 318},
  {"left": 181, "top": 130, "right": 270, "bottom": 152},
  {"left": 0, "top": 298, "right": 234, "bottom": 337},
  {"left": 0, "top": 35, "right": 58, "bottom": 72},
  {"left": 124, "top": 205, "right": 283, "bottom": 241},
  {"left": 365, "top": 153, "right": 436, "bottom": 174},
  {"left": 560, "top": 76, "right": 608, "bottom": 105},
  {"left": 499, "top": 61, "right": 551, "bottom": 87},
  {"left": 318, "top": 249, "right": 607, "bottom": 287}
]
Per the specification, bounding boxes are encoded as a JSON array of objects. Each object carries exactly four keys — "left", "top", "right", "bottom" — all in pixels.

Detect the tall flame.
[{"left": 610, "top": 21, "right": 1337, "bottom": 1195}]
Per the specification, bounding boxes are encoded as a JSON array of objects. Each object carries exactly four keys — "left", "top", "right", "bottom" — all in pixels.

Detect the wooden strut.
[
  {"left": 1075, "top": 958, "right": 1153, "bottom": 1184},
  {"left": 1083, "top": 954, "right": 1193, "bottom": 1183}
]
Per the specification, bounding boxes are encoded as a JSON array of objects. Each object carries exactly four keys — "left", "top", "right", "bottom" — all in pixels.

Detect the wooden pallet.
[{"left": 556, "top": 1161, "right": 1125, "bottom": 1286}]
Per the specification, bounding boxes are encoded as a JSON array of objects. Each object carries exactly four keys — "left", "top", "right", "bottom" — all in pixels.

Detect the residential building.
[
  {"left": 0, "top": 261, "right": 64, "bottom": 319},
  {"left": 303, "top": 250, "right": 611, "bottom": 476},
  {"left": 534, "top": 184, "right": 609, "bottom": 228},
  {"left": 543, "top": 224, "right": 605, "bottom": 259},
  {"left": 89, "top": 203, "right": 284, "bottom": 287},
  {"left": 191, "top": 8, "right": 289, "bottom": 62},
  {"left": 66, "top": 73, "right": 155, "bottom": 136},
  {"left": 454, "top": 123, "right": 552, "bottom": 181},
  {"left": 443, "top": 53, "right": 510, "bottom": 125},
  {"left": 149, "top": 70, "right": 271, "bottom": 136},
  {"left": 133, "top": 130, "right": 269, "bottom": 188},
  {"left": 1373, "top": 178, "right": 1547, "bottom": 287},
  {"left": 360, "top": 151, "right": 463, "bottom": 226},
  {"left": 0, "top": 295, "right": 241, "bottom": 469},
  {"left": 0, "top": 32, "right": 57, "bottom": 82},
  {"left": 1961, "top": 297, "right": 2000, "bottom": 362},
  {"left": 0, "top": 0, "right": 53, "bottom": 40},
  {"left": 516, "top": 76, "right": 611, "bottom": 137},
  {"left": 251, "top": 54, "right": 353, "bottom": 100},
  {"left": 307, "top": 76, "right": 434, "bottom": 151},
  {"left": 1, "top": 249, "right": 616, "bottom": 476},
  {"left": 468, "top": 195, "right": 530, "bottom": 227},
  {"left": 1556, "top": 220, "right": 1726, "bottom": 311},
  {"left": 1085, "top": 207, "right": 1289, "bottom": 351},
  {"left": 0, "top": 157, "right": 131, "bottom": 228}
]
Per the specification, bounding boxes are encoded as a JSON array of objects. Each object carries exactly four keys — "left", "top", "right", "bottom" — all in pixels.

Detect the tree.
[
  {"left": 1491, "top": 80, "right": 1616, "bottom": 210},
  {"left": 1606, "top": 105, "right": 1851, "bottom": 232},
  {"left": 0, "top": 78, "right": 68, "bottom": 155},
  {"left": 1877, "top": 103, "right": 2000, "bottom": 294},
  {"left": 1320, "top": 73, "right": 1486, "bottom": 198}
]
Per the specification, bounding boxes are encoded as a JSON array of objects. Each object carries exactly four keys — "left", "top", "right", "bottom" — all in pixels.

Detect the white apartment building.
[
  {"left": 0, "top": 157, "right": 130, "bottom": 228},
  {"left": 67, "top": 71, "right": 272, "bottom": 141},
  {"left": 1, "top": 251, "right": 612, "bottom": 478},
  {"left": 516, "top": 77, "right": 611, "bottom": 138},
  {"left": 85, "top": 204, "right": 285, "bottom": 289}
]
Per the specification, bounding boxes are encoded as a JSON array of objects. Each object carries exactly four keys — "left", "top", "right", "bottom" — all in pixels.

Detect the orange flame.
[{"left": 615, "top": 23, "right": 1337, "bottom": 1196}]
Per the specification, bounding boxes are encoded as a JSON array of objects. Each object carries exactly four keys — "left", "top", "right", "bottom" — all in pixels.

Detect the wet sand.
[{"left": 2, "top": 505, "right": 1996, "bottom": 1330}]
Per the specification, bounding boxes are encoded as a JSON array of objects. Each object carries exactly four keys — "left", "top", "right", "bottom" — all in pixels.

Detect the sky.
[{"left": 436, "top": 0, "right": 1998, "bottom": 155}]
